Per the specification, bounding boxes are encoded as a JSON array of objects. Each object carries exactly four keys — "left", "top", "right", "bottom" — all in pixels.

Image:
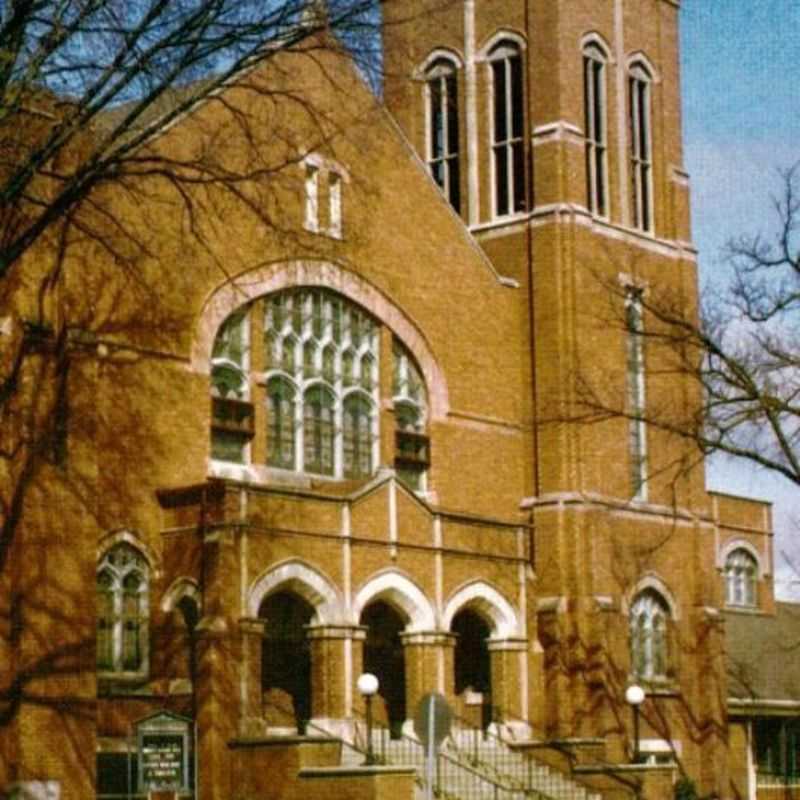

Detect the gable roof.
[{"left": 726, "top": 603, "right": 800, "bottom": 707}]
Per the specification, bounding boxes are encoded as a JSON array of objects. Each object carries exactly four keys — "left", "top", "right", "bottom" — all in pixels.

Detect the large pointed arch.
[
  {"left": 354, "top": 570, "right": 435, "bottom": 632},
  {"left": 442, "top": 581, "right": 519, "bottom": 639},
  {"left": 248, "top": 559, "right": 343, "bottom": 624}
]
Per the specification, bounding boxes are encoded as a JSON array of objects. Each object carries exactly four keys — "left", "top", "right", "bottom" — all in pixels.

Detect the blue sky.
[{"left": 680, "top": 1, "right": 800, "bottom": 596}]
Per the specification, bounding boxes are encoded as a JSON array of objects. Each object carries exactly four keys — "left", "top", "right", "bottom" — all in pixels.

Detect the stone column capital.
[
  {"left": 487, "top": 637, "right": 528, "bottom": 652},
  {"left": 238, "top": 616, "right": 267, "bottom": 635},
  {"left": 305, "top": 624, "right": 367, "bottom": 641},
  {"left": 195, "top": 615, "right": 229, "bottom": 637},
  {"left": 400, "top": 631, "right": 457, "bottom": 647}
]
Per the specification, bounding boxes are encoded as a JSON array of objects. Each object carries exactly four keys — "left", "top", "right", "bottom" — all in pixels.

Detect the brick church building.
[{"left": 1, "top": 1, "right": 795, "bottom": 799}]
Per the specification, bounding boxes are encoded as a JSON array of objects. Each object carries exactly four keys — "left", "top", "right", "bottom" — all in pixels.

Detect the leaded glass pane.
[
  {"left": 342, "top": 350, "right": 355, "bottom": 387},
  {"left": 726, "top": 549, "right": 758, "bottom": 607},
  {"left": 212, "top": 312, "right": 247, "bottom": 366},
  {"left": 343, "top": 394, "right": 373, "bottom": 479},
  {"left": 360, "top": 354, "right": 375, "bottom": 391},
  {"left": 393, "top": 341, "right": 427, "bottom": 432},
  {"left": 322, "top": 345, "right": 336, "bottom": 383},
  {"left": 211, "top": 430, "right": 246, "bottom": 463},
  {"left": 630, "top": 590, "right": 669, "bottom": 680},
  {"left": 267, "top": 379, "right": 296, "bottom": 469},
  {"left": 97, "top": 545, "right": 148, "bottom": 675},
  {"left": 304, "top": 387, "right": 335, "bottom": 475},
  {"left": 303, "top": 341, "right": 317, "bottom": 378}
]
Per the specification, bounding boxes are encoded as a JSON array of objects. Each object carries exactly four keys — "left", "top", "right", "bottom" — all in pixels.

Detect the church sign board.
[{"left": 136, "top": 712, "right": 192, "bottom": 794}]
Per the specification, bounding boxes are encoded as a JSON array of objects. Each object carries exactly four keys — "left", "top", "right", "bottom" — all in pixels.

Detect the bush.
[{"left": 674, "top": 777, "right": 698, "bottom": 800}]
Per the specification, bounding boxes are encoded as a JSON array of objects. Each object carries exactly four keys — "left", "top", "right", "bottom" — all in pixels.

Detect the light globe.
[
  {"left": 357, "top": 672, "right": 379, "bottom": 697},
  {"left": 625, "top": 684, "right": 645, "bottom": 706}
]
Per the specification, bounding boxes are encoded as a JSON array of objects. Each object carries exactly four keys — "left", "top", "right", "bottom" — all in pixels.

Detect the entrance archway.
[
  {"left": 361, "top": 601, "right": 407, "bottom": 737},
  {"left": 259, "top": 590, "right": 314, "bottom": 732},
  {"left": 452, "top": 608, "right": 492, "bottom": 728}
]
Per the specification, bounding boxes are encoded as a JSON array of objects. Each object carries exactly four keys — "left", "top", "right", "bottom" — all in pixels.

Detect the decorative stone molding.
[
  {"left": 442, "top": 581, "right": 520, "bottom": 638},
  {"left": 353, "top": 570, "right": 436, "bottom": 632},
  {"left": 247, "top": 559, "right": 343, "bottom": 623},
  {"left": 399, "top": 631, "right": 456, "bottom": 647}
]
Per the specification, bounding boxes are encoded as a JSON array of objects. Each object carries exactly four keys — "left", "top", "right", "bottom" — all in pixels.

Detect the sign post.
[
  {"left": 136, "top": 712, "right": 193, "bottom": 799},
  {"left": 413, "top": 693, "right": 453, "bottom": 800}
]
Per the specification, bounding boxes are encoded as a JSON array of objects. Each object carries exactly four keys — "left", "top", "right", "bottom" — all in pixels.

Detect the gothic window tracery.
[
  {"left": 725, "top": 548, "right": 758, "bottom": 607},
  {"left": 97, "top": 544, "right": 149, "bottom": 677},
  {"left": 630, "top": 589, "right": 669, "bottom": 681}
]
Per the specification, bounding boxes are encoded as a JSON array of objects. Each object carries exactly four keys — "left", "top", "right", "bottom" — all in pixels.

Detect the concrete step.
[{"left": 345, "top": 729, "right": 605, "bottom": 800}]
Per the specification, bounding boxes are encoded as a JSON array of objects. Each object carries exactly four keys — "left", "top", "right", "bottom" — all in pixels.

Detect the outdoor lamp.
[
  {"left": 625, "top": 684, "right": 645, "bottom": 764},
  {"left": 357, "top": 672, "right": 380, "bottom": 765}
]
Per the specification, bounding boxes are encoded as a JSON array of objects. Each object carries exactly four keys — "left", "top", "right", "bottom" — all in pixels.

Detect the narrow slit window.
[
  {"left": 329, "top": 172, "right": 342, "bottom": 238},
  {"left": 305, "top": 164, "right": 320, "bottom": 232},
  {"left": 625, "top": 288, "right": 647, "bottom": 501}
]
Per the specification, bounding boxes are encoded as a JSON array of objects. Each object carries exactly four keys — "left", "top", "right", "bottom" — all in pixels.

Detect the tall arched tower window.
[
  {"left": 630, "top": 589, "right": 670, "bottom": 681},
  {"left": 583, "top": 43, "right": 608, "bottom": 217},
  {"left": 628, "top": 61, "right": 653, "bottom": 233},
  {"left": 489, "top": 41, "right": 525, "bottom": 217},
  {"left": 97, "top": 544, "right": 149, "bottom": 677},
  {"left": 426, "top": 58, "right": 461, "bottom": 212}
]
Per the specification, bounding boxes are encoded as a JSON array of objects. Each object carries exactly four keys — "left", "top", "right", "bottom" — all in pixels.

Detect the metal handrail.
[
  {"left": 261, "top": 698, "right": 599, "bottom": 800},
  {"left": 349, "top": 707, "right": 584, "bottom": 800}
]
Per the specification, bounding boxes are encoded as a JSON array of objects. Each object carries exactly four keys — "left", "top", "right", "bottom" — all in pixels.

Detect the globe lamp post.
[
  {"left": 625, "top": 684, "right": 645, "bottom": 764},
  {"left": 357, "top": 672, "right": 380, "bottom": 765}
]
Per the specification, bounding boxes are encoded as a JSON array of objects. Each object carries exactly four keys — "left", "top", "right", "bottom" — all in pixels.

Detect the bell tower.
[
  {"left": 383, "top": 5, "right": 730, "bottom": 791},
  {"left": 382, "top": 0, "right": 698, "bottom": 507}
]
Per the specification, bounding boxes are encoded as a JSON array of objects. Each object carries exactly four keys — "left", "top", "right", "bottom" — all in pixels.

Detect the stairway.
[{"left": 342, "top": 726, "right": 603, "bottom": 800}]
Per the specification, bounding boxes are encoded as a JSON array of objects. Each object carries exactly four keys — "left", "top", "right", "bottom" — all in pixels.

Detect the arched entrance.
[
  {"left": 259, "top": 590, "right": 314, "bottom": 733},
  {"left": 452, "top": 608, "right": 492, "bottom": 729},
  {"left": 361, "top": 601, "right": 407, "bottom": 738}
]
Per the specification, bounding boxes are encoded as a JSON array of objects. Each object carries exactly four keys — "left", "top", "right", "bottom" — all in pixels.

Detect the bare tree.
[
  {"left": 0, "top": 2, "right": 457, "bottom": 776},
  {"left": 0, "top": 0, "right": 392, "bottom": 272},
  {"left": 572, "top": 164, "right": 800, "bottom": 493}
]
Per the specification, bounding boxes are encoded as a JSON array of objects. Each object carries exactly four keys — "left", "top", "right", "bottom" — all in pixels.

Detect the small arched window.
[
  {"left": 97, "top": 544, "right": 149, "bottom": 676},
  {"left": 489, "top": 41, "right": 526, "bottom": 217},
  {"left": 630, "top": 589, "right": 669, "bottom": 681},
  {"left": 628, "top": 61, "right": 653, "bottom": 232},
  {"left": 725, "top": 549, "right": 758, "bottom": 607},
  {"left": 426, "top": 58, "right": 461, "bottom": 212},
  {"left": 583, "top": 43, "right": 608, "bottom": 217}
]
